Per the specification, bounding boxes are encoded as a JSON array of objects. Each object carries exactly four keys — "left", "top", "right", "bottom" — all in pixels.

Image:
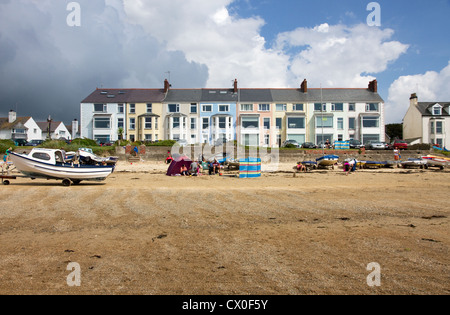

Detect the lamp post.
[{"left": 47, "top": 115, "right": 52, "bottom": 140}]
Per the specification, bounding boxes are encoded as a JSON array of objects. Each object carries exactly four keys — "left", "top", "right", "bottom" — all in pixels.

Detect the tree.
[
  {"left": 117, "top": 127, "right": 124, "bottom": 141},
  {"left": 386, "top": 124, "right": 403, "bottom": 141}
]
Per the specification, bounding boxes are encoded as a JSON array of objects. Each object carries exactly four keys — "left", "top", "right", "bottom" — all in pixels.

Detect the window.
[
  {"left": 349, "top": 103, "right": 356, "bottom": 112},
  {"left": 129, "top": 104, "right": 136, "bottom": 114},
  {"left": 433, "top": 106, "right": 442, "bottom": 116},
  {"left": 349, "top": 118, "right": 356, "bottom": 130},
  {"left": 145, "top": 134, "right": 152, "bottom": 142},
  {"left": 362, "top": 134, "right": 380, "bottom": 144},
  {"left": 155, "top": 118, "right": 158, "bottom": 130},
  {"left": 242, "top": 117, "right": 259, "bottom": 129},
  {"left": 436, "top": 121, "right": 443, "bottom": 134},
  {"left": 118, "top": 118, "right": 124, "bottom": 129},
  {"left": 316, "top": 116, "right": 333, "bottom": 128},
  {"left": 332, "top": 103, "right": 344, "bottom": 112},
  {"left": 94, "top": 104, "right": 106, "bottom": 113},
  {"left": 366, "top": 103, "right": 379, "bottom": 112},
  {"left": 259, "top": 104, "right": 270, "bottom": 112},
  {"left": 172, "top": 117, "right": 180, "bottom": 129},
  {"left": 145, "top": 118, "right": 152, "bottom": 129},
  {"left": 191, "top": 118, "right": 196, "bottom": 130},
  {"left": 276, "top": 118, "right": 282, "bottom": 130},
  {"left": 337, "top": 118, "right": 344, "bottom": 130},
  {"left": 146, "top": 104, "right": 152, "bottom": 113},
  {"left": 129, "top": 118, "right": 135, "bottom": 130},
  {"left": 94, "top": 118, "right": 110, "bottom": 129},
  {"left": 264, "top": 118, "right": 270, "bottom": 130},
  {"left": 293, "top": 104, "right": 304, "bottom": 111},
  {"left": 118, "top": 104, "right": 124, "bottom": 113},
  {"left": 362, "top": 116, "right": 380, "bottom": 128},
  {"left": 276, "top": 104, "right": 287, "bottom": 112},
  {"left": 288, "top": 117, "right": 305, "bottom": 129},
  {"left": 241, "top": 104, "right": 253, "bottom": 112},
  {"left": 202, "top": 118, "right": 209, "bottom": 130},
  {"left": 190, "top": 103, "right": 197, "bottom": 114},
  {"left": 219, "top": 105, "right": 229, "bottom": 112},
  {"left": 96, "top": 135, "right": 110, "bottom": 144},
  {"left": 168, "top": 104, "right": 179, "bottom": 113},
  {"left": 315, "top": 103, "right": 326, "bottom": 112},
  {"left": 32, "top": 152, "right": 51, "bottom": 161},
  {"left": 219, "top": 117, "right": 227, "bottom": 129},
  {"left": 202, "top": 105, "right": 212, "bottom": 112},
  {"left": 430, "top": 121, "right": 435, "bottom": 135},
  {"left": 436, "top": 138, "right": 443, "bottom": 147},
  {"left": 264, "top": 134, "right": 270, "bottom": 146}
]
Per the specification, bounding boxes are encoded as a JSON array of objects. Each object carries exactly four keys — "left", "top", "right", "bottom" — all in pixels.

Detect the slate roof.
[
  {"left": 416, "top": 102, "right": 450, "bottom": 116},
  {"left": 0, "top": 117, "right": 31, "bottom": 130},
  {"left": 81, "top": 89, "right": 166, "bottom": 104}
]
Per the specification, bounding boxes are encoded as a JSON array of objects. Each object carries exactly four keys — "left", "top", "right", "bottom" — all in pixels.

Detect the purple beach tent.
[{"left": 166, "top": 155, "right": 193, "bottom": 176}]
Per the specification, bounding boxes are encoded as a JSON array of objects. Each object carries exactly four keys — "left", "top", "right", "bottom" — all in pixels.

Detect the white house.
[
  {"left": 403, "top": 93, "right": 450, "bottom": 148},
  {"left": 36, "top": 121, "right": 72, "bottom": 141},
  {"left": 0, "top": 110, "right": 42, "bottom": 142}
]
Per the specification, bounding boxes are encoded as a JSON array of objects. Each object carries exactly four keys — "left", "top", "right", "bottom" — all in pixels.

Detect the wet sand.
[{"left": 0, "top": 162, "right": 449, "bottom": 295}]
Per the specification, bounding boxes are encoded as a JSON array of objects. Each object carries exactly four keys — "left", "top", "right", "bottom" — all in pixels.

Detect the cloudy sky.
[{"left": 0, "top": 0, "right": 449, "bottom": 125}]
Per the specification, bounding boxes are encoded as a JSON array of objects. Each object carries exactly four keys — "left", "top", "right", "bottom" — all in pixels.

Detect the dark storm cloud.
[{"left": 0, "top": 0, "right": 208, "bottom": 124}]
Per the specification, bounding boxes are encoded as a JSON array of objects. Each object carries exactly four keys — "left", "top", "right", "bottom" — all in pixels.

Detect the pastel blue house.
[{"left": 199, "top": 89, "right": 238, "bottom": 145}]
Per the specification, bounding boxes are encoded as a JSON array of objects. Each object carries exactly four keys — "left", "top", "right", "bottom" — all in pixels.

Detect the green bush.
[
  {"left": 71, "top": 138, "right": 98, "bottom": 147},
  {"left": 148, "top": 140, "right": 177, "bottom": 147},
  {"left": 409, "top": 143, "right": 431, "bottom": 150},
  {"left": 0, "top": 140, "right": 15, "bottom": 154}
]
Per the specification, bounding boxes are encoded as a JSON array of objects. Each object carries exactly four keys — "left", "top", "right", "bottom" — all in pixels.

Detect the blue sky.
[{"left": 0, "top": 0, "right": 449, "bottom": 124}]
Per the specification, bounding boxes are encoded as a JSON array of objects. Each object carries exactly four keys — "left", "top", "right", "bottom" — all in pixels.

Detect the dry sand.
[{"left": 0, "top": 161, "right": 449, "bottom": 295}]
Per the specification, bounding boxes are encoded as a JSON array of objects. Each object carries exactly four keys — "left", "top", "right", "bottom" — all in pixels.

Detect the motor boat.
[{"left": 9, "top": 148, "right": 115, "bottom": 186}]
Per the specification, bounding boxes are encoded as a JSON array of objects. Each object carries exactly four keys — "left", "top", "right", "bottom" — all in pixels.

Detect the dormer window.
[{"left": 432, "top": 104, "right": 442, "bottom": 116}]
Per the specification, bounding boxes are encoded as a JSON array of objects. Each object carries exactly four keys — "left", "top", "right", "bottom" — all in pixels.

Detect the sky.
[{"left": 0, "top": 0, "right": 449, "bottom": 125}]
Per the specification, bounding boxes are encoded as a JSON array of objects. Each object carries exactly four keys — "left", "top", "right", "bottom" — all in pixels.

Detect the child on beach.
[{"left": 180, "top": 165, "right": 189, "bottom": 176}]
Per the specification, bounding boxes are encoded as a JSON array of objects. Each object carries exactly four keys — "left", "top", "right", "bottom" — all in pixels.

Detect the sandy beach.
[{"left": 0, "top": 161, "right": 449, "bottom": 295}]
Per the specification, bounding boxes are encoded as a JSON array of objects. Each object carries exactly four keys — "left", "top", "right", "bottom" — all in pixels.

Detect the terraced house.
[{"left": 80, "top": 79, "right": 385, "bottom": 147}]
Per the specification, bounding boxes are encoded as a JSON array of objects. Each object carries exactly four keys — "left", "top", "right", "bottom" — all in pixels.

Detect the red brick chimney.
[
  {"left": 164, "top": 79, "right": 171, "bottom": 93},
  {"left": 301, "top": 79, "right": 308, "bottom": 93},
  {"left": 368, "top": 79, "right": 378, "bottom": 93},
  {"left": 233, "top": 79, "right": 238, "bottom": 93}
]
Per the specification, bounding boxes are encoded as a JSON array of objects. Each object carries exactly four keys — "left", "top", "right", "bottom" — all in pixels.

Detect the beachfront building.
[
  {"left": 403, "top": 93, "right": 450, "bottom": 148},
  {"left": 0, "top": 110, "right": 42, "bottom": 143},
  {"left": 237, "top": 89, "right": 276, "bottom": 147},
  {"left": 163, "top": 88, "right": 202, "bottom": 144},
  {"left": 200, "top": 87, "right": 238, "bottom": 145},
  {"left": 80, "top": 79, "right": 385, "bottom": 147},
  {"left": 126, "top": 90, "right": 165, "bottom": 143},
  {"left": 81, "top": 89, "right": 129, "bottom": 143},
  {"left": 306, "top": 80, "right": 385, "bottom": 145}
]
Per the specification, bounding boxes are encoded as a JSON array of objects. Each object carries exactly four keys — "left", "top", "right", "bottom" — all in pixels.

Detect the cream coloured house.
[{"left": 403, "top": 93, "right": 450, "bottom": 148}]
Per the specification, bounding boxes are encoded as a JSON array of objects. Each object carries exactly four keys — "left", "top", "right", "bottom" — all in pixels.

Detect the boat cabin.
[{"left": 28, "top": 148, "right": 67, "bottom": 165}]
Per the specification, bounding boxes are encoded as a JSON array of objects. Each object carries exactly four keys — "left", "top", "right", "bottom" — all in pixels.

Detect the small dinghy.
[{"left": 316, "top": 155, "right": 339, "bottom": 169}]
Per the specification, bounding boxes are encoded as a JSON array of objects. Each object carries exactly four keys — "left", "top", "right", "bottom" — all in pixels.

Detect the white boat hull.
[{"left": 10, "top": 152, "right": 114, "bottom": 181}]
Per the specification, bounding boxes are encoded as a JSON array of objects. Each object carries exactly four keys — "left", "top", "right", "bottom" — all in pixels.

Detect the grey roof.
[
  {"left": 164, "top": 89, "right": 203, "bottom": 103},
  {"left": 271, "top": 88, "right": 384, "bottom": 103},
  {"left": 200, "top": 89, "right": 239, "bottom": 102},
  {"left": 239, "top": 89, "right": 273, "bottom": 102},
  {"left": 81, "top": 89, "right": 166, "bottom": 104},
  {"left": 417, "top": 102, "right": 450, "bottom": 116}
]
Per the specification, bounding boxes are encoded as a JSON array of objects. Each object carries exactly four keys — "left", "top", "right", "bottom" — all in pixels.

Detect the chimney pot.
[{"left": 164, "top": 79, "right": 170, "bottom": 93}]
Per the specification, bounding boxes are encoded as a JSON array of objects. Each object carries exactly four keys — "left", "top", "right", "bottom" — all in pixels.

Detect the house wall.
[
  {"left": 200, "top": 102, "right": 236, "bottom": 145},
  {"left": 127, "top": 102, "right": 163, "bottom": 142},
  {"left": 237, "top": 102, "right": 275, "bottom": 147},
  {"left": 24, "top": 118, "right": 42, "bottom": 141},
  {"left": 81, "top": 103, "right": 125, "bottom": 143}
]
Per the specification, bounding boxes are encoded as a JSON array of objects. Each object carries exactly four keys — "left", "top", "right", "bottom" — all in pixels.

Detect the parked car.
[
  {"left": 25, "top": 140, "right": 44, "bottom": 146},
  {"left": 282, "top": 140, "right": 301, "bottom": 148},
  {"left": 366, "top": 141, "right": 386, "bottom": 150},
  {"left": 391, "top": 140, "right": 408, "bottom": 150},
  {"left": 14, "top": 139, "right": 28, "bottom": 146},
  {"left": 348, "top": 139, "right": 365, "bottom": 149},
  {"left": 301, "top": 142, "right": 317, "bottom": 149}
]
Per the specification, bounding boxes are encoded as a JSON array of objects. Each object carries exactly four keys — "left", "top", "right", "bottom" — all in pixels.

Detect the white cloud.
[
  {"left": 386, "top": 62, "right": 450, "bottom": 123},
  {"left": 276, "top": 23, "right": 409, "bottom": 88},
  {"left": 123, "top": 0, "right": 290, "bottom": 87}
]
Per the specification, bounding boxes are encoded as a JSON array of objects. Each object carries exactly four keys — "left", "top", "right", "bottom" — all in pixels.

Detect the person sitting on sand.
[
  {"left": 296, "top": 162, "right": 307, "bottom": 172},
  {"left": 190, "top": 160, "right": 198, "bottom": 176},
  {"left": 180, "top": 165, "right": 189, "bottom": 176}
]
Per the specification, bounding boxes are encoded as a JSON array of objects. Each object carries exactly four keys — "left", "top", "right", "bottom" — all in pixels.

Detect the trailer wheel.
[
  {"left": 72, "top": 180, "right": 82, "bottom": 185},
  {"left": 3, "top": 180, "right": 10, "bottom": 186},
  {"left": 62, "top": 179, "right": 72, "bottom": 187}
]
